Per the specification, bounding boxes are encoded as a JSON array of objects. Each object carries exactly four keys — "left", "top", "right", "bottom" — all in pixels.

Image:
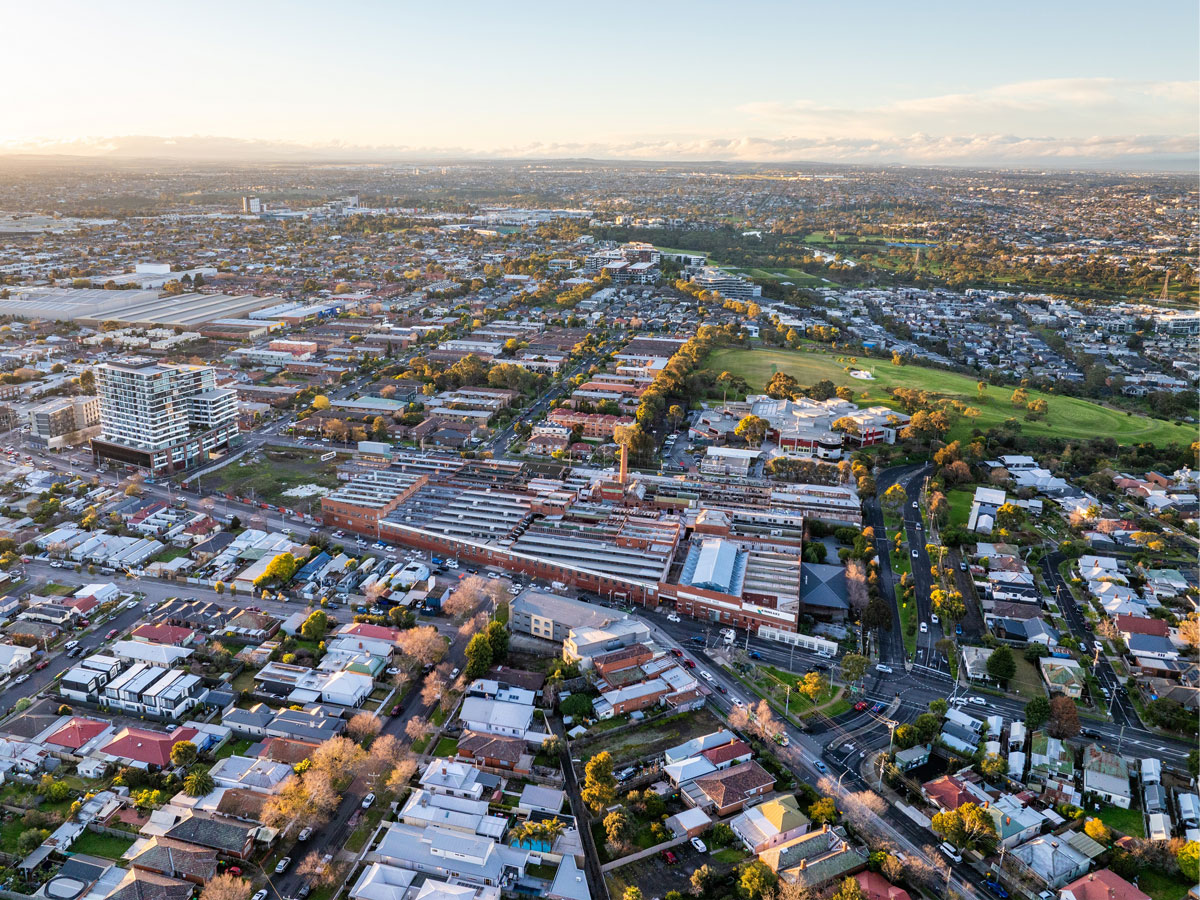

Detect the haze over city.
[{"left": 3, "top": 0, "right": 1198, "bottom": 168}]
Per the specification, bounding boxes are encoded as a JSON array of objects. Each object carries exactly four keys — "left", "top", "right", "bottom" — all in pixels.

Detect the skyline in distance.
[{"left": 4, "top": 0, "right": 1198, "bottom": 170}]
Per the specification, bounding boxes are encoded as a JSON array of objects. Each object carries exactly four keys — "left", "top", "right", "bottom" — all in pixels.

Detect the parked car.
[
  {"left": 690, "top": 837, "right": 707, "bottom": 853},
  {"left": 662, "top": 850, "right": 678, "bottom": 864},
  {"left": 275, "top": 857, "right": 291, "bottom": 875},
  {"left": 854, "top": 701, "right": 868, "bottom": 711},
  {"left": 35, "top": 660, "right": 49, "bottom": 670},
  {"left": 362, "top": 792, "right": 375, "bottom": 809},
  {"left": 983, "top": 877, "right": 1009, "bottom": 899},
  {"left": 814, "top": 760, "right": 828, "bottom": 773},
  {"left": 297, "top": 827, "right": 313, "bottom": 841},
  {"left": 13, "top": 674, "right": 29, "bottom": 685},
  {"left": 252, "top": 891, "right": 268, "bottom": 900}
]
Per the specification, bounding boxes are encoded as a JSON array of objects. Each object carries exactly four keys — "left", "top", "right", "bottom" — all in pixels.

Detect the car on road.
[
  {"left": 871, "top": 703, "right": 884, "bottom": 713},
  {"left": 715, "top": 683, "right": 727, "bottom": 694},
  {"left": 667, "top": 613, "right": 681, "bottom": 623},
  {"left": 362, "top": 792, "right": 376, "bottom": 809},
  {"left": 451, "top": 667, "right": 460, "bottom": 678},
  {"left": 252, "top": 891, "right": 268, "bottom": 900},
  {"left": 682, "top": 659, "right": 695, "bottom": 669},
  {"left": 65, "top": 640, "right": 79, "bottom": 651},
  {"left": 955, "top": 624, "right": 963, "bottom": 636},
  {"left": 690, "top": 837, "right": 707, "bottom": 853},
  {"left": 939, "top": 842, "right": 963, "bottom": 863},
  {"left": 912, "top": 501, "right": 918, "bottom": 508},
  {"left": 814, "top": 760, "right": 827, "bottom": 773},
  {"left": 854, "top": 701, "right": 868, "bottom": 711},
  {"left": 35, "top": 660, "right": 49, "bottom": 670},
  {"left": 689, "top": 636, "right": 705, "bottom": 644},
  {"left": 106, "top": 629, "right": 118, "bottom": 640},
  {"left": 930, "top": 613, "right": 939, "bottom": 625},
  {"left": 875, "top": 664, "right": 893, "bottom": 674},
  {"left": 275, "top": 857, "right": 291, "bottom": 874},
  {"left": 662, "top": 849, "right": 678, "bottom": 864},
  {"left": 297, "top": 827, "right": 313, "bottom": 841},
  {"left": 699, "top": 670, "right": 713, "bottom": 681},
  {"left": 982, "top": 878, "right": 1008, "bottom": 899},
  {"left": 968, "top": 696, "right": 986, "bottom": 706},
  {"left": 669, "top": 648, "right": 683, "bottom": 658},
  {"left": 920, "top": 622, "right": 928, "bottom": 633},
  {"left": 911, "top": 549, "right": 918, "bottom": 558},
  {"left": 748, "top": 650, "right": 762, "bottom": 660},
  {"left": 13, "top": 674, "right": 29, "bottom": 685}
]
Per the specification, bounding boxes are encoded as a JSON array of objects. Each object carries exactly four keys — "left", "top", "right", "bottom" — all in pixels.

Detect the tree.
[
  {"left": 986, "top": 644, "right": 1016, "bottom": 686},
  {"left": 464, "top": 633, "right": 493, "bottom": 679},
  {"left": 979, "top": 753, "right": 1006, "bottom": 781},
  {"left": 1047, "top": 695, "right": 1080, "bottom": 739},
  {"left": 421, "top": 672, "right": 447, "bottom": 706},
  {"left": 930, "top": 588, "right": 966, "bottom": 623},
  {"left": 312, "top": 395, "right": 331, "bottom": 410},
  {"left": 929, "top": 698, "right": 949, "bottom": 717},
  {"left": 582, "top": 751, "right": 617, "bottom": 813},
  {"left": 735, "top": 414, "right": 769, "bottom": 447},
  {"left": 1178, "top": 841, "right": 1200, "bottom": 884},
  {"left": 310, "top": 736, "right": 367, "bottom": 784},
  {"left": 256, "top": 552, "right": 299, "bottom": 586},
  {"left": 347, "top": 712, "right": 382, "bottom": 744},
  {"left": 301, "top": 609, "right": 330, "bottom": 641},
  {"left": 797, "top": 672, "right": 824, "bottom": 701},
  {"left": 880, "top": 483, "right": 907, "bottom": 513},
  {"left": 1025, "top": 696, "right": 1051, "bottom": 731},
  {"left": 691, "top": 865, "right": 713, "bottom": 896},
  {"left": 930, "top": 802, "right": 998, "bottom": 854},
  {"left": 840, "top": 653, "right": 869, "bottom": 685},
  {"left": 169, "top": 741, "right": 198, "bottom": 768},
  {"left": 1083, "top": 817, "right": 1111, "bottom": 845},
  {"left": 913, "top": 713, "right": 941, "bottom": 744},
  {"left": 405, "top": 716, "right": 428, "bottom": 742},
  {"left": 604, "top": 809, "right": 631, "bottom": 846},
  {"left": 831, "top": 877, "right": 864, "bottom": 900},
  {"left": 397, "top": 625, "right": 446, "bottom": 666},
  {"left": 668, "top": 404, "right": 685, "bottom": 429},
  {"left": 808, "top": 797, "right": 838, "bottom": 825},
  {"left": 739, "top": 861, "right": 777, "bottom": 900},
  {"left": 443, "top": 576, "right": 487, "bottom": 619},
  {"left": 624, "top": 889, "right": 643, "bottom": 900},
  {"left": 16, "top": 826, "right": 48, "bottom": 854},
  {"left": 184, "top": 765, "right": 215, "bottom": 797},
  {"left": 484, "top": 619, "right": 509, "bottom": 661},
  {"left": 200, "top": 872, "right": 252, "bottom": 900},
  {"left": 386, "top": 756, "right": 419, "bottom": 793}
]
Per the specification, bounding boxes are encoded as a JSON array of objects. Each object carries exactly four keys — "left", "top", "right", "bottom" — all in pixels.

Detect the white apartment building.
[{"left": 92, "top": 362, "right": 238, "bottom": 474}]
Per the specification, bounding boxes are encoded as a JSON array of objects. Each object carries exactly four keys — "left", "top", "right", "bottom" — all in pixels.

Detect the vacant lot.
[
  {"left": 578, "top": 708, "right": 726, "bottom": 765},
  {"left": 1096, "top": 804, "right": 1145, "bottom": 838},
  {"left": 707, "top": 347, "right": 1193, "bottom": 447},
  {"left": 207, "top": 446, "right": 343, "bottom": 507}
]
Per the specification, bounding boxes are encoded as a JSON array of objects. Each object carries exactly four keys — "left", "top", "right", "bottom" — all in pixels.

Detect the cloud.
[
  {"left": 738, "top": 78, "right": 1199, "bottom": 140},
  {"left": 0, "top": 130, "right": 1195, "bottom": 170}
]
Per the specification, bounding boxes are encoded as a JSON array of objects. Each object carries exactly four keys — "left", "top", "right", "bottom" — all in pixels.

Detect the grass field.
[
  {"left": 1096, "top": 804, "right": 1145, "bottom": 838},
  {"left": 724, "top": 266, "right": 836, "bottom": 288},
  {"left": 1139, "top": 869, "right": 1193, "bottom": 900},
  {"left": 945, "top": 489, "right": 975, "bottom": 529},
  {"left": 68, "top": 829, "right": 136, "bottom": 859},
  {"left": 707, "top": 347, "right": 1193, "bottom": 447},
  {"left": 206, "top": 446, "right": 343, "bottom": 507}
]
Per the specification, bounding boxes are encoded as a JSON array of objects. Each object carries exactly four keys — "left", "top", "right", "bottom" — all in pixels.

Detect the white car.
[
  {"left": 919, "top": 622, "right": 928, "bottom": 633},
  {"left": 275, "top": 857, "right": 291, "bottom": 874},
  {"left": 252, "top": 892, "right": 268, "bottom": 900},
  {"left": 691, "top": 837, "right": 708, "bottom": 853},
  {"left": 699, "top": 670, "right": 714, "bottom": 681},
  {"left": 911, "top": 549, "right": 918, "bottom": 558},
  {"left": 362, "top": 792, "right": 376, "bottom": 809},
  {"left": 297, "top": 827, "right": 313, "bottom": 841},
  {"left": 876, "top": 664, "right": 893, "bottom": 674},
  {"left": 930, "top": 613, "right": 939, "bottom": 624},
  {"left": 968, "top": 696, "right": 987, "bottom": 706},
  {"left": 667, "top": 613, "right": 681, "bottom": 623}
]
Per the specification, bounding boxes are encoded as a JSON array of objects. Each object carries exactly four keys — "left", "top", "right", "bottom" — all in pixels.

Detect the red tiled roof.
[
  {"left": 102, "top": 727, "right": 199, "bottom": 767},
  {"left": 132, "top": 623, "right": 195, "bottom": 645},
  {"left": 341, "top": 623, "right": 401, "bottom": 643},
  {"left": 1061, "top": 870, "right": 1150, "bottom": 900},
  {"left": 922, "top": 775, "right": 975, "bottom": 811},
  {"left": 701, "top": 739, "right": 752, "bottom": 765},
  {"left": 66, "top": 596, "right": 100, "bottom": 614},
  {"left": 1114, "top": 615, "right": 1169, "bottom": 637},
  {"left": 856, "top": 871, "right": 912, "bottom": 900},
  {"left": 45, "top": 717, "right": 109, "bottom": 750}
]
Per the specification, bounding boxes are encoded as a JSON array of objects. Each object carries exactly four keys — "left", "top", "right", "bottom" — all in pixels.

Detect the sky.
[{"left": 2, "top": 0, "right": 1197, "bottom": 167}]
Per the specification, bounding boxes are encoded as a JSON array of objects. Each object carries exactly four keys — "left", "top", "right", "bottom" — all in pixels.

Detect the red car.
[
  {"left": 669, "top": 648, "right": 683, "bottom": 658},
  {"left": 105, "top": 629, "right": 118, "bottom": 640},
  {"left": 35, "top": 660, "right": 49, "bottom": 670},
  {"left": 682, "top": 659, "right": 696, "bottom": 669},
  {"left": 661, "top": 850, "right": 678, "bottom": 865},
  {"left": 854, "top": 701, "right": 868, "bottom": 711}
]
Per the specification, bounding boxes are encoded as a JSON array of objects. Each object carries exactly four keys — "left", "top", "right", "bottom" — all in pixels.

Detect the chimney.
[
  {"left": 822, "top": 823, "right": 829, "bottom": 833},
  {"left": 798, "top": 859, "right": 807, "bottom": 870},
  {"left": 618, "top": 444, "right": 628, "bottom": 485}
]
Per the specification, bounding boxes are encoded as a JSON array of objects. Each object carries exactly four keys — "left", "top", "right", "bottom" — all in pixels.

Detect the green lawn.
[
  {"left": 432, "top": 736, "right": 458, "bottom": 758},
  {"left": 1006, "top": 654, "right": 1046, "bottom": 700},
  {"left": 946, "top": 489, "right": 975, "bottom": 529},
  {"left": 0, "top": 818, "right": 24, "bottom": 854},
  {"left": 1096, "top": 804, "right": 1145, "bottom": 838},
  {"left": 1139, "top": 869, "right": 1193, "bottom": 900},
  {"left": 69, "top": 829, "right": 136, "bottom": 859},
  {"left": 712, "top": 847, "right": 748, "bottom": 864},
  {"left": 707, "top": 347, "right": 1193, "bottom": 447}
]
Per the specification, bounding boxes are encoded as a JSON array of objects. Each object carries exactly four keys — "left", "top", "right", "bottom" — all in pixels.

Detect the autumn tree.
[
  {"left": 808, "top": 797, "right": 838, "bottom": 825},
  {"left": 739, "top": 861, "right": 777, "bottom": 900},
  {"left": 200, "top": 873, "right": 251, "bottom": 900},
  {"left": 1047, "top": 695, "right": 1081, "bottom": 739},
  {"left": 604, "top": 809, "right": 631, "bottom": 847},
  {"left": 397, "top": 625, "right": 446, "bottom": 666},
  {"left": 347, "top": 712, "right": 382, "bottom": 744},
  {"left": 169, "top": 741, "right": 198, "bottom": 768},
  {"left": 979, "top": 753, "right": 1007, "bottom": 781},
  {"left": 840, "top": 653, "right": 869, "bottom": 685},
  {"left": 301, "top": 609, "right": 331, "bottom": 641},
  {"left": 443, "top": 576, "right": 487, "bottom": 619},
  {"left": 797, "top": 672, "right": 824, "bottom": 701},
  {"left": 405, "top": 716, "right": 428, "bottom": 742},
  {"left": 691, "top": 865, "right": 714, "bottom": 896},
  {"left": 310, "top": 736, "right": 367, "bottom": 784},
  {"left": 734, "top": 414, "right": 769, "bottom": 447},
  {"left": 421, "top": 672, "right": 448, "bottom": 706}
]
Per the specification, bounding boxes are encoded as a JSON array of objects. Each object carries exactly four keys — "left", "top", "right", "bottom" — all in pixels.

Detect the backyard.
[
  {"left": 576, "top": 708, "right": 727, "bottom": 766},
  {"left": 68, "top": 829, "right": 137, "bottom": 859},
  {"left": 706, "top": 347, "right": 1194, "bottom": 447},
  {"left": 1096, "top": 804, "right": 1145, "bottom": 838}
]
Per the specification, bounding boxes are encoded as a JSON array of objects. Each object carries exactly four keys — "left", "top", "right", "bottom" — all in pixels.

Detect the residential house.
[
  {"left": 1081, "top": 744, "right": 1131, "bottom": 808},
  {"left": 1010, "top": 835, "right": 1091, "bottom": 889},
  {"left": 759, "top": 824, "right": 869, "bottom": 889},
  {"left": 685, "top": 760, "right": 775, "bottom": 815},
  {"left": 731, "top": 795, "right": 811, "bottom": 852},
  {"left": 1060, "top": 870, "right": 1150, "bottom": 900}
]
